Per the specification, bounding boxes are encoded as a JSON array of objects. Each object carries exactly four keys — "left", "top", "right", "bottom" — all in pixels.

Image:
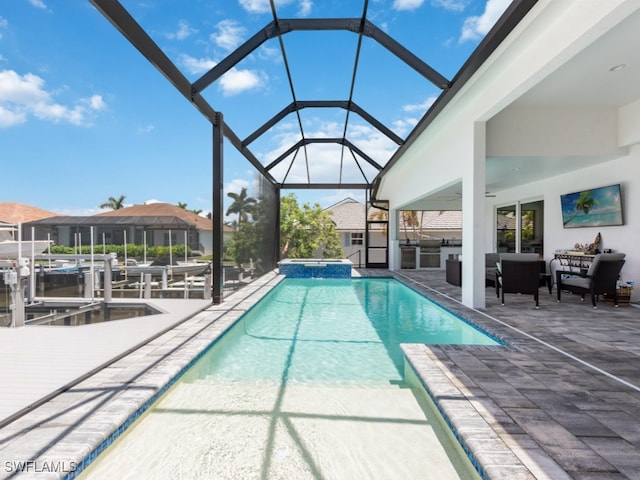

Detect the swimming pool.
[{"left": 80, "top": 278, "right": 498, "bottom": 479}]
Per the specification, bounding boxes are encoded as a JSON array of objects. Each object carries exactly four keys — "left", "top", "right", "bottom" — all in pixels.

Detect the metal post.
[
  {"left": 90, "top": 226, "right": 95, "bottom": 301},
  {"left": 144, "top": 273, "right": 152, "bottom": 299},
  {"left": 83, "top": 272, "right": 92, "bottom": 298},
  {"left": 212, "top": 113, "right": 224, "bottom": 304},
  {"left": 103, "top": 254, "right": 112, "bottom": 303},
  {"left": 169, "top": 228, "right": 173, "bottom": 277},
  {"left": 203, "top": 274, "right": 212, "bottom": 300},
  {"left": 124, "top": 230, "right": 128, "bottom": 280},
  {"left": 29, "top": 226, "right": 36, "bottom": 303}
]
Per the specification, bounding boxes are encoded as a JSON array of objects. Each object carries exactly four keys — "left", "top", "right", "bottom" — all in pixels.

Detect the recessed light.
[{"left": 610, "top": 63, "right": 626, "bottom": 72}]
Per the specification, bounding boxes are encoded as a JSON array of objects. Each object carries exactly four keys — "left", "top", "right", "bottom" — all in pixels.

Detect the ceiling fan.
[{"left": 437, "top": 192, "right": 496, "bottom": 201}]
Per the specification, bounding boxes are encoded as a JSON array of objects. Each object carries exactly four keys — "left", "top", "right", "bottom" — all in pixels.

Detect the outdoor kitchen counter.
[{"left": 440, "top": 246, "right": 462, "bottom": 269}]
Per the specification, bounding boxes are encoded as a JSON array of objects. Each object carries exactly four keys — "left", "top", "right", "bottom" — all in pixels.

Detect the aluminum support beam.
[
  {"left": 282, "top": 183, "right": 370, "bottom": 189},
  {"left": 192, "top": 18, "right": 449, "bottom": 95},
  {"left": 212, "top": 114, "right": 224, "bottom": 304},
  {"left": 90, "top": 0, "right": 277, "bottom": 186},
  {"left": 243, "top": 100, "right": 403, "bottom": 147},
  {"left": 265, "top": 138, "right": 382, "bottom": 172}
]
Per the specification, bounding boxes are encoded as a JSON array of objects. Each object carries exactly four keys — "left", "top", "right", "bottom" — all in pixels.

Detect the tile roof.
[
  {"left": 411, "top": 210, "right": 462, "bottom": 230},
  {"left": 95, "top": 203, "right": 214, "bottom": 231},
  {"left": 325, "top": 198, "right": 366, "bottom": 231},
  {"left": 0, "top": 202, "right": 60, "bottom": 224},
  {"left": 327, "top": 198, "right": 463, "bottom": 232}
]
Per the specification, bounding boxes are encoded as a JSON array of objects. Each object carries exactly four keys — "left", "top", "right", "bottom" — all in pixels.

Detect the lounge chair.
[
  {"left": 556, "top": 253, "right": 626, "bottom": 307},
  {"left": 495, "top": 253, "right": 541, "bottom": 307}
]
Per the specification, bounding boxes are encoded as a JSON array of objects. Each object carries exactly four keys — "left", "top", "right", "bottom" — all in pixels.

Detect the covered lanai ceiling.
[
  {"left": 397, "top": 3, "right": 640, "bottom": 211},
  {"left": 90, "top": 0, "right": 536, "bottom": 194}
]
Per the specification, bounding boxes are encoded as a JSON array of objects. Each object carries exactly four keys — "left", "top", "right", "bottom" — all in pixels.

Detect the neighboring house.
[
  {"left": 25, "top": 203, "right": 226, "bottom": 256},
  {"left": 398, "top": 211, "right": 462, "bottom": 243},
  {"left": 0, "top": 202, "right": 61, "bottom": 240},
  {"left": 324, "top": 198, "right": 370, "bottom": 266},
  {"left": 326, "top": 198, "right": 463, "bottom": 266}
]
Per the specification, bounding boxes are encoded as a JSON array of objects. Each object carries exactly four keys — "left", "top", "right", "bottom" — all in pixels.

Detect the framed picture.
[{"left": 561, "top": 184, "right": 623, "bottom": 228}]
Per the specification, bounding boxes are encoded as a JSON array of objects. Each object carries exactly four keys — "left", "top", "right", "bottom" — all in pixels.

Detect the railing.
[{"left": 346, "top": 249, "right": 363, "bottom": 268}]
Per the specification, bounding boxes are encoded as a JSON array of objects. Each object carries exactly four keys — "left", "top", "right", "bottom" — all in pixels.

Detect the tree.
[
  {"left": 563, "top": 190, "right": 600, "bottom": 226},
  {"left": 178, "top": 202, "right": 203, "bottom": 215},
  {"left": 401, "top": 210, "right": 420, "bottom": 242},
  {"left": 226, "top": 187, "right": 257, "bottom": 224},
  {"left": 280, "top": 193, "right": 343, "bottom": 258},
  {"left": 100, "top": 195, "right": 126, "bottom": 210}
]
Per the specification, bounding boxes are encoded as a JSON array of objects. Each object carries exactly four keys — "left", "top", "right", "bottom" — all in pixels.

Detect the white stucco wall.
[{"left": 377, "top": 0, "right": 640, "bottom": 307}]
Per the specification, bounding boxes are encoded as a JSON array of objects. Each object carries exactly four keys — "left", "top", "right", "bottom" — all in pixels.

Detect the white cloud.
[
  {"left": 392, "top": 0, "right": 424, "bottom": 11},
  {"left": 166, "top": 20, "right": 197, "bottom": 41},
  {"left": 219, "top": 68, "right": 266, "bottom": 96},
  {"left": 178, "top": 54, "right": 266, "bottom": 95},
  {"left": 85, "top": 94, "right": 106, "bottom": 111},
  {"left": 212, "top": 19, "right": 246, "bottom": 52},
  {"left": 225, "top": 178, "right": 250, "bottom": 195},
  {"left": 263, "top": 120, "right": 398, "bottom": 184},
  {"left": 179, "top": 54, "right": 217, "bottom": 75},
  {"left": 57, "top": 207, "right": 102, "bottom": 216},
  {"left": 393, "top": 117, "right": 418, "bottom": 135},
  {"left": 27, "top": 0, "right": 47, "bottom": 9},
  {"left": 136, "top": 124, "right": 155, "bottom": 135},
  {"left": 431, "top": 0, "right": 467, "bottom": 12},
  {"left": 0, "top": 106, "right": 26, "bottom": 128},
  {"left": 298, "top": 0, "right": 313, "bottom": 16},
  {"left": 460, "top": 0, "right": 510, "bottom": 42},
  {"left": 238, "top": 0, "right": 312, "bottom": 15},
  {"left": 402, "top": 95, "right": 437, "bottom": 114},
  {"left": 0, "top": 69, "right": 106, "bottom": 128}
]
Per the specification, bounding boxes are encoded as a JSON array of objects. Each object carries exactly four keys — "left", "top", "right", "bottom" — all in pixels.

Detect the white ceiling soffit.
[{"left": 402, "top": 6, "right": 640, "bottom": 211}]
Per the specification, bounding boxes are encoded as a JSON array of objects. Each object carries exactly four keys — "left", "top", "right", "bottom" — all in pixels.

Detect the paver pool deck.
[{"left": 0, "top": 269, "right": 639, "bottom": 479}]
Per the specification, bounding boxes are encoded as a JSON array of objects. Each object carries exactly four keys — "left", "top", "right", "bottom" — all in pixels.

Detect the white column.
[
  {"left": 461, "top": 122, "right": 487, "bottom": 308},
  {"left": 388, "top": 208, "right": 399, "bottom": 270}
]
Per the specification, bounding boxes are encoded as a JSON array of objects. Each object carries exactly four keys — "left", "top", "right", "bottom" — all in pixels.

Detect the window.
[
  {"left": 496, "top": 200, "right": 544, "bottom": 254},
  {"left": 521, "top": 200, "right": 544, "bottom": 255},
  {"left": 351, "top": 232, "right": 363, "bottom": 245},
  {"left": 496, "top": 206, "right": 516, "bottom": 253}
]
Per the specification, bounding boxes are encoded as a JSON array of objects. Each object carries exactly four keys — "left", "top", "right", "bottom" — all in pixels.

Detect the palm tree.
[
  {"left": 100, "top": 195, "right": 126, "bottom": 210},
  {"left": 177, "top": 202, "right": 188, "bottom": 209},
  {"left": 401, "top": 211, "right": 420, "bottom": 243},
  {"left": 368, "top": 206, "right": 388, "bottom": 236},
  {"left": 563, "top": 190, "right": 600, "bottom": 226},
  {"left": 226, "top": 187, "right": 257, "bottom": 223}
]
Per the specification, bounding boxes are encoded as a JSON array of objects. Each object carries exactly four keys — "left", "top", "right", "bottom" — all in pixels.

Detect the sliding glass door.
[{"left": 496, "top": 200, "right": 543, "bottom": 254}]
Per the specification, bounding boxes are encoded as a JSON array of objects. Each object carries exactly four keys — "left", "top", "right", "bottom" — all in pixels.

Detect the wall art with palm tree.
[{"left": 560, "top": 184, "right": 623, "bottom": 228}]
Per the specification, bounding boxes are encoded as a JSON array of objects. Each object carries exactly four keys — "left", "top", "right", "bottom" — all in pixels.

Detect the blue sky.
[{"left": 0, "top": 0, "right": 509, "bottom": 218}]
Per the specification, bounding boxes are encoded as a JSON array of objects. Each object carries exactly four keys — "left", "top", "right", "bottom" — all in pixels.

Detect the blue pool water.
[
  {"left": 81, "top": 278, "right": 497, "bottom": 479},
  {"left": 185, "top": 278, "right": 498, "bottom": 385}
]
